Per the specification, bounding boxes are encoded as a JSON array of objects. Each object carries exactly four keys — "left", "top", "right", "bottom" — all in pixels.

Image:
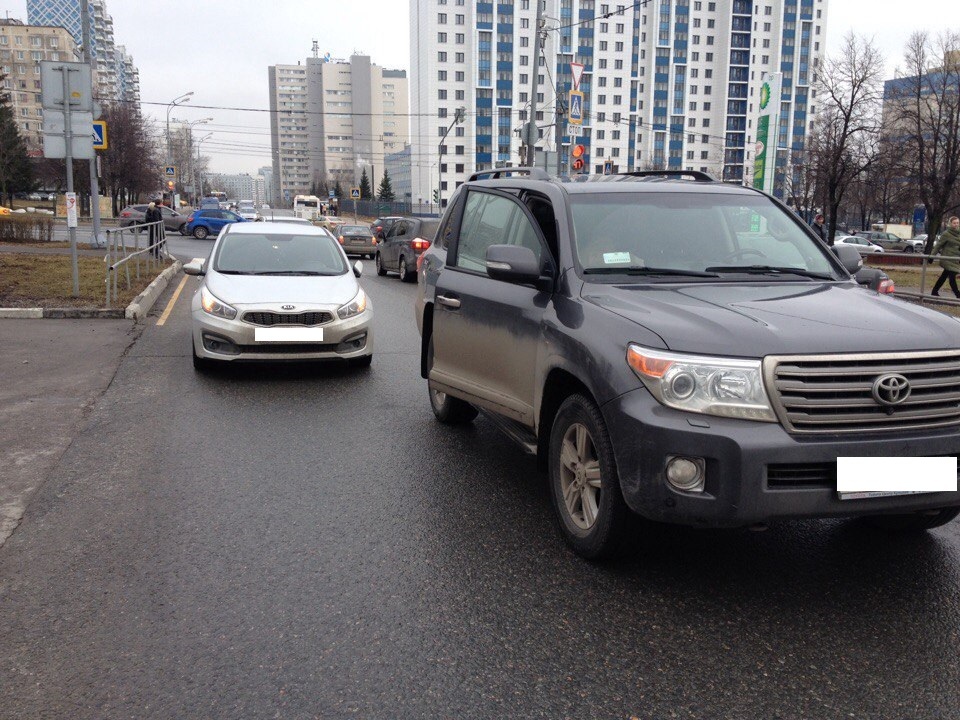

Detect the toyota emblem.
[
  {"left": 281, "top": 304, "right": 296, "bottom": 310},
  {"left": 872, "top": 373, "right": 911, "bottom": 406}
]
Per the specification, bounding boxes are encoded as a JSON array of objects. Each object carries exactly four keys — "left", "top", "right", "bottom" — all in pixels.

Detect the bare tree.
[
  {"left": 890, "top": 31, "right": 960, "bottom": 250},
  {"left": 810, "top": 33, "right": 885, "bottom": 243}
]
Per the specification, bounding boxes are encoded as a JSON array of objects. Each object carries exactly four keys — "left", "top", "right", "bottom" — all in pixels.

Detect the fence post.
[
  {"left": 920, "top": 255, "right": 928, "bottom": 300},
  {"left": 104, "top": 229, "right": 111, "bottom": 309}
]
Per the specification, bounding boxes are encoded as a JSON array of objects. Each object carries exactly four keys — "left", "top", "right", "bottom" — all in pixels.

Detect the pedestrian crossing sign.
[
  {"left": 92, "top": 120, "right": 107, "bottom": 150},
  {"left": 568, "top": 90, "right": 584, "bottom": 126},
  {"left": 350, "top": 187, "right": 361, "bottom": 199}
]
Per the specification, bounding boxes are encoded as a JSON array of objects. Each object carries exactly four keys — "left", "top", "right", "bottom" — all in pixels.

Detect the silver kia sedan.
[{"left": 184, "top": 222, "right": 373, "bottom": 369}]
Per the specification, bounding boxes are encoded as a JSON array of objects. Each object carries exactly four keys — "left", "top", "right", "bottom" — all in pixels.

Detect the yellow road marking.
[{"left": 156, "top": 274, "right": 189, "bottom": 326}]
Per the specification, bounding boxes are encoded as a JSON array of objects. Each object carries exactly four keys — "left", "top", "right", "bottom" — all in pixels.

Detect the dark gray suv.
[{"left": 415, "top": 168, "right": 960, "bottom": 559}]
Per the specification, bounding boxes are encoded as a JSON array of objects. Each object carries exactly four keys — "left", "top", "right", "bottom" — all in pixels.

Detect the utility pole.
[
  {"left": 555, "top": 95, "right": 564, "bottom": 176},
  {"left": 79, "top": 0, "right": 102, "bottom": 248},
  {"left": 524, "top": 0, "right": 545, "bottom": 167},
  {"left": 61, "top": 66, "right": 78, "bottom": 295},
  {"left": 437, "top": 106, "right": 465, "bottom": 213}
]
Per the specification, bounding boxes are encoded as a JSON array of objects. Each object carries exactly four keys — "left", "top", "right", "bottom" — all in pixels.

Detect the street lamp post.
[
  {"left": 437, "top": 106, "right": 465, "bottom": 214},
  {"left": 195, "top": 132, "right": 213, "bottom": 204},
  {"left": 166, "top": 92, "right": 193, "bottom": 203},
  {"left": 185, "top": 117, "right": 213, "bottom": 203}
]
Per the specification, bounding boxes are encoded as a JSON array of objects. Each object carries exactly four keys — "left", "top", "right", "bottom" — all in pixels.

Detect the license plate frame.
[{"left": 836, "top": 456, "right": 957, "bottom": 500}]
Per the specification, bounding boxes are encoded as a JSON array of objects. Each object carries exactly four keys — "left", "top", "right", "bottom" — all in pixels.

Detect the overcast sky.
[{"left": 1, "top": 0, "right": 950, "bottom": 174}]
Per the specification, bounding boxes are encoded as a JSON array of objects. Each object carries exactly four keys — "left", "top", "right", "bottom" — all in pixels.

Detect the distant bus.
[
  {"left": 293, "top": 194, "right": 322, "bottom": 220},
  {"left": 208, "top": 191, "right": 227, "bottom": 202}
]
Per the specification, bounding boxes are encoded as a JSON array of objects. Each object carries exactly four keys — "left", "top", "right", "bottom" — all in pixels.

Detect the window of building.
[
  {"left": 456, "top": 14, "right": 464, "bottom": 24},
  {"left": 438, "top": 51, "right": 447, "bottom": 62},
  {"left": 438, "top": 13, "right": 447, "bottom": 23},
  {"left": 438, "top": 32, "right": 447, "bottom": 42},
  {"left": 438, "top": 89, "right": 448, "bottom": 99},
  {"left": 439, "top": 70, "right": 447, "bottom": 81}
]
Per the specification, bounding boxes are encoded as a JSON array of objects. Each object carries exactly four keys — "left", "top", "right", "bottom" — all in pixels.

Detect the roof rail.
[
  {"left": 468, "top": 166, "right": 552, "bottom": 182},
  {"left": 616, "top": 170, "right": 716, "bottom": 183}
]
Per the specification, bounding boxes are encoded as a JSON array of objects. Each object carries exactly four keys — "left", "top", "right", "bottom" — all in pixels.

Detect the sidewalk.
[{"left": 0, "top": 319, "right": 138, "bottom": 548}]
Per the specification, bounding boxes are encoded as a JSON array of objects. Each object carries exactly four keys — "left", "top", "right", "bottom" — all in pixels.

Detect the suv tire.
[
  {"left": 426, "top": 336, "right": 477, "bottom": 424},
  {"left": 548, "top": 394, "right": 629, "bottom": 560},
  {"left": 864, "top": 507, "right": 960, "bottom": 532},
  {"left": 376, "top": 252, "right": 387, "bottom": 276},
  {"left": 193, "top": 225, "right": 209, "bottom": 240}
]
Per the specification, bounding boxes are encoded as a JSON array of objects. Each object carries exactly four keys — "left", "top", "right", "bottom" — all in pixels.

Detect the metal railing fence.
[{"left": 103, "top": 220, "right": 168, "bottom": 308}]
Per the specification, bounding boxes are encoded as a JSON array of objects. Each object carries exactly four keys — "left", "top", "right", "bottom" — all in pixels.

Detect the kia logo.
[
  {"left": 281, "top": 304, "right": 296, "bottom": 310},
  {"left": 872, "top": 373, "right": 911, "bottom": 406}
]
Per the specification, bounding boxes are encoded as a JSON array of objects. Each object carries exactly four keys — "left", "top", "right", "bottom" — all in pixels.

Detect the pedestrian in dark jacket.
[
  {"left": 931, "top": 216, "right": 960, "bottom": 298},
  {"left": 810, "top": 214, "right": 827, "bottom": 244},
  {"left": 144, "top": 201, "right": 164, "bottom": 258}
]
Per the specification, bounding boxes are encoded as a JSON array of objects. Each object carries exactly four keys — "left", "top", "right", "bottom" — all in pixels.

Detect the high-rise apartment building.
[
  {"left": 0, "top": 18, "right": 78, "bottom": 156},
  {"left": 410, "top": 0, "right": 826, "bottom": 207},
  {"left": 26, "top": 0, "right": 140, "bottom": 105},
  {"left": 268, "top": 54, "right": 409, "bottom": 206}
]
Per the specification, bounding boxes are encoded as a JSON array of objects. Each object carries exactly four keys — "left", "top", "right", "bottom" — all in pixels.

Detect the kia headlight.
[
  {"left": 337, "top": 288, "right": 367, "bottom": 320},
  {"left": 627, "top": 344, "right": 776, "bottom": 422},
  {"left": 200, "top": 286, "right": 237, "bottom": 320}
]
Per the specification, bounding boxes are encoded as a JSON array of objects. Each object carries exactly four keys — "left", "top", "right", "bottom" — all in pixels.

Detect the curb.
[
  {"left": 124, "top": 260, "right": 182, "bottom": 321},
  {"left": 0, "top": 259, "right": 181, "bottom": 321}
]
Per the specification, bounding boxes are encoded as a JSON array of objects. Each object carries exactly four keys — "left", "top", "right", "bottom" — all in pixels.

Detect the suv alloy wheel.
[{"left": 548, "top": 394, "right": 629, "bottom": 559}]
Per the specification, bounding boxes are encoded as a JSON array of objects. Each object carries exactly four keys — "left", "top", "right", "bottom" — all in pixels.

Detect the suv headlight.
[
  {"left": 200, "top": 286, "right": 237, "bottom": 320},
  {"left": 627, "top": 344, "right": 776, "bottom": 422},
  {"left": 337, "top": 288, "right": 367, "bottom": 320}
]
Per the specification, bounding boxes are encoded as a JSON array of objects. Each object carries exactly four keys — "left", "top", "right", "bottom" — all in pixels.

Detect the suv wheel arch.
[{"left": 536, "top": 368, "right": 594, "bottom": 471}]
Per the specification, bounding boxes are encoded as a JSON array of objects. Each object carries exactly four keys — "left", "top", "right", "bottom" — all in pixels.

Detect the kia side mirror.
[
  {"left": 353, "top": 261, "right": 363, "bottom": 278},
  {"left": 183, "top": 259, "right": 205, "bottom": 276}
]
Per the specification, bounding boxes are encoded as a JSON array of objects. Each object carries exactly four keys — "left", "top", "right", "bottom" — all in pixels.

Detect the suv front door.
[{"left": 430, "top": 189, "right": 554, "bottom": 425}]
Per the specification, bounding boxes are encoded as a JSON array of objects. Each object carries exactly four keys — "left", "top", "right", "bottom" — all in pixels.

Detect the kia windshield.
[
  {"left": 213, "top": 233, "right": 347, "bottom": 276},
  {"left": 570, "top": 192, "right": 841, "bottom": 281}
]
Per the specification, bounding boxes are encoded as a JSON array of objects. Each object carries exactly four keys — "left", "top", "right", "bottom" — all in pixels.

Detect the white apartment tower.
[
  {"left": 269, "top": 54, "right": 409, "bottom": 207},
  {"left": 410, "top": 0, "right": 827, "bottom": 207}
]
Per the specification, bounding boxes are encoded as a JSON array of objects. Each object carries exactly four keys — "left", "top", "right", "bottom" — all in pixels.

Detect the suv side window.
[{"left": 455, "top": 191, "right": 543, "bottom": 273}]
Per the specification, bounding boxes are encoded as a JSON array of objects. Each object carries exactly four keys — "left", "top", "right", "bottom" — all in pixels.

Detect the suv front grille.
[
  {"left": 765, "top": 351, "right": 960, "bottom": 434},
  {"left": 243, "top": 311, "right": 333, "bottom": 327}
]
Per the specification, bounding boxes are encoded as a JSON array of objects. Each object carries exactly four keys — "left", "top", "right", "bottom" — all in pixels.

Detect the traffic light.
[
  {"left": 432, "top": 189, "right": 440, "bottom": 204},
  {"left": 572, "top": 144, "right": 586, "bottom": 172}
]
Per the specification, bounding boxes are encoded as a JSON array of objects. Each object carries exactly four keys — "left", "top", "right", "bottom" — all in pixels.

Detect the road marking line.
[{"left": 156, "top": 274, "right": 189, "bottom": 326}]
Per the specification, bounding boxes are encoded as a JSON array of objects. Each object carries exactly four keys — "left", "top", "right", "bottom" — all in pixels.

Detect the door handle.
[{"left": 436, "top": 294, "right": 461, "bottom": 309}]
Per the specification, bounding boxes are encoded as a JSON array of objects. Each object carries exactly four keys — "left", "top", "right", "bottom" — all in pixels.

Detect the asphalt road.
[{"left": 1, "top": 239, "right": 959, "bottom": 718}]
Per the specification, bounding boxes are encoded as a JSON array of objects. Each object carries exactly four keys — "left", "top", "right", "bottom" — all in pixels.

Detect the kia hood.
[
  {"left": 583, "top": 281, "right": 960, "bottom": 357},
  {"left": 205, "top": 270, "right": 360, "bottom": 307}
]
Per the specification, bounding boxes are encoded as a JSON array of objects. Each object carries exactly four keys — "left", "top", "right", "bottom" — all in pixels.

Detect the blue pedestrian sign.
[
  {"left": 568, "top": 90, "right": 584, "bottom": 126},
  {"left": 350, "top": 187, "right": 361, "bottom": 200},
  {"left": 329, "top": 189, "right": 336, "bottom": 198},
  {"left": 92, "top": 120, "right": 107, "bottom": 150}
]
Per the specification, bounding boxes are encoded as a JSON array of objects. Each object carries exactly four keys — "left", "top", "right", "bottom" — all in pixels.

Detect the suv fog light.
[{"left": 665, "top": 456, "right": 706, "bottom": 492}]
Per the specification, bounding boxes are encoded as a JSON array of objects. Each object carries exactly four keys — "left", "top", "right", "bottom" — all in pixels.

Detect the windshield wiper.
[
  {"left": 583, "top": 265, "right": 720, "bottom": 278},
  {"left": 704, "top": 265, "right": 835, "bottom": 280},
  {"left": 216, "top": 270, "right": 258, "bottom": 275}
]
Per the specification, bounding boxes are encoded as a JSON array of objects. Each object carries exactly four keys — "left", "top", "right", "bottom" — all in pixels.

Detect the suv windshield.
[
  {"left": 570, "top": 192, "right": 840, "bottom": 280},
  {"left": 214, "top": 233, "right": 347, "bottom": 276}
]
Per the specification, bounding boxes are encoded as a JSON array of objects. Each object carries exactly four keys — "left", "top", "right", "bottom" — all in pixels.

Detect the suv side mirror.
[
  {"left": 353, "top": 260, "right": 363, "bottom": 278},
  {"left": 486, "top": 245, "right": 541, "bottom": 284},
  {"left": 831, "top": 243, "right": 863, "bottom": 274}
]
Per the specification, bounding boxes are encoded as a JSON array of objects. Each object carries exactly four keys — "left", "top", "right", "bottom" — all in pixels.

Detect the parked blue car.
[{"left": 185, "top": 209, "right": 246, "bottom": 239}]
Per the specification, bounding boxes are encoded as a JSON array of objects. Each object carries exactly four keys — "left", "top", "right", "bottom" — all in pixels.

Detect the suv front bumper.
[{"left": 604, "top": 388, "right": 960, "bottom": 527}]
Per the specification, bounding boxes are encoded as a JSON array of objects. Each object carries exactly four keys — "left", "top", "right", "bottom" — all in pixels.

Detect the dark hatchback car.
[
  {"left": 415, "top": 168, "right": 960, "bottom": 559},
  {"left": 375, "top": 217, "right": 441, "bottom": 282},
  {"left": 337, "top": 224, "right": 378, "bottom": 259},
  {"left": 370, "top": 216, "right": 403, "bottom": 241},
  {"left": 119, "top": 204, "right": 190, "bottom": 235}
]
